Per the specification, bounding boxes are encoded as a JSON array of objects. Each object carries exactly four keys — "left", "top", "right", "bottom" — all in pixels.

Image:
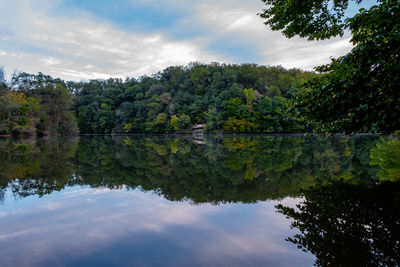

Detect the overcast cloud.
[{"left": 0, "top": 0, "right": 368, "bottom": 81}]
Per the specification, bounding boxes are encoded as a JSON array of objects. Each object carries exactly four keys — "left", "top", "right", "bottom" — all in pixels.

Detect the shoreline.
[{"left": 0, "top": 132, "right": 381, "bottom": 139}]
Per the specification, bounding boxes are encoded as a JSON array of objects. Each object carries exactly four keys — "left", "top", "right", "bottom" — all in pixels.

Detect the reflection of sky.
[{"left": 0, "top": 186, "right": 314, "bottom": 267}]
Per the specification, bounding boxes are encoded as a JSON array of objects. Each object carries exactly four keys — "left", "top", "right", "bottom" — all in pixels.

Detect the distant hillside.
[{"left": 1, "top": 63, "right": 316, "bottom": 136}]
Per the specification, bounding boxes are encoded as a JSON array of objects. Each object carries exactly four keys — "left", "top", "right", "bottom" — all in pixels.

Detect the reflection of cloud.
[
  {"left": 42, "top": 202, "right": 65, "bottom": 211},
  {"left": 0, "top": 187, "right": 313, "bottom": 266},
  {"left": 93, "top": 188, "right": 113, "bottom": 194},
  {"left": 0, "top": 187, "right": 221, "bottom": 266},
  {"left": 198, "top": 202, "right": 296, "bottom": 261},
  {"left": 0, "top": 229, "right": 32, "bottom": 241}
]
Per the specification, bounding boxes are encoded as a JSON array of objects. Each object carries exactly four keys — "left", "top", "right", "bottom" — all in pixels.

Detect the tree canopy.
[
  {"left": 260, "top": 0, "right": 400, "bottom": 134},
  {"left": 0, "top": 71, "right": 77, "bottom": 136},
  {"left": 1, "top": 64, "right": 314, "bottom": 135}
]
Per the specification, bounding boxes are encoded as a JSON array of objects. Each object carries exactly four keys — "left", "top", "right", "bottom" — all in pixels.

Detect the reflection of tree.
[
  {"left": 370, "top": 138, "right": 400, "bottom": 181},
  {"left": 0, "top": 138, "right": 78, "bottom": 197},
  {"left": 277, "top": 181, "right": 400, "bottom": 266},
  {"left": 3, "top": 135, "right": 398, "bottom": 264},
  {"left": 0, "top": 188, "right": 4, "bottom": 204},
  {"left": 0, "top": 135, "right": 381, "bottom": 203}
]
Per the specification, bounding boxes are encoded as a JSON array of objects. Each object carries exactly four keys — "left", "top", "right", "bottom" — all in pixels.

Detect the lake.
[{"left": 0, "top": 135, "right": 399, "bottom": 267}]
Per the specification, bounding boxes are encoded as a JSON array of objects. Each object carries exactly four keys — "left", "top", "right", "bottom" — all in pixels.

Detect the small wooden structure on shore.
[{"left": 192, "top": 124, "right": 205, "bottom": 138}]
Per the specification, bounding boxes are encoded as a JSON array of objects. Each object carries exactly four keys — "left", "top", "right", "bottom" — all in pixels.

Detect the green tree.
[
  {"left": 78, "top": 105, "right": 96, "bottom": 134},
  {"left": 225, "top": 97, "right": 245, "bottom": 118},
  {"left": 154, "top": 113, "right": 168, "bottom": 125},
  {"left": 169, "top": 114, "right": 191, "bottom": 131},
  {"left": 98, "top": 103, "right": 115, "bottom": 134},
  {"left": 177, "top": 114, "right": 191, "bottom": 130},
  {"left": 35, "top": 83, "right": 78, "bottom": 135},
  {"left": 0, "top": 67, "right": 5, "bottom": 85},
  {"left": 0, "top": 91, "right": 42, "bottom": 135},
  {"left": 266, "top": 85, "right": 281, "bottom": 98},
  {"left": 260, "top": 0, "right": 400, "bottom": 133},
  {"left": 370, "top": 138, "right": 400, "bottom": 181},
  {"left": 258, "top": 97, "right": 275, "bottom": 133},
  {"left": 259, "top": 0, "right": 360, "bottom": 40},
  {"left": 170, "top": 115, "right": 179, "bottom": 131},
  {"left": 243, "top": 88, "right": 257, "bottom": 111}
]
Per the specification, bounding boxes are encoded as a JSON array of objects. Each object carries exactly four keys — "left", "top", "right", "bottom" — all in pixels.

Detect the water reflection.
[
  {"left": 0, "top": 135, "right": 383, "bottom": 202},
  {"left": 277, "top": 181, "right": 400, "bottom": 266},
  {"left": 0, "top": 135, "right": 399, "bottom": 266}
]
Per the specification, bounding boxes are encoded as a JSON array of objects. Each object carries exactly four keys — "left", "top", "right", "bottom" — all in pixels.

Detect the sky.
[{"left": 0, "top": 0, "right": 374, "bottom": 81}]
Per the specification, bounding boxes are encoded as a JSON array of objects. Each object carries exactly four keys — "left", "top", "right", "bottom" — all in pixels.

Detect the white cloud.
[
  {"left": 0, "top": 0, "right": 224, "bottom": 81},
  {"left": 0, "top": 0, "right": 355, "bottom": 81},
  {"left": 184, "top": 0, "right": 353, "bottom": 70}
]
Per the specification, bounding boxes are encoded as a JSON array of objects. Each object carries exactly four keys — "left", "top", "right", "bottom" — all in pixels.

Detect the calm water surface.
[{"left": 0, "top": 135, "right": 399, "bottom": 266}]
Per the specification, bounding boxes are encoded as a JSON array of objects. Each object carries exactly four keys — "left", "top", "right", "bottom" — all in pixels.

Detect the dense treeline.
[
  {"left": 0, "top": 63, "right": 315, "bottom": 135},
  {"left": 0, "top": 70, "right": 77, "bottom": 136}
]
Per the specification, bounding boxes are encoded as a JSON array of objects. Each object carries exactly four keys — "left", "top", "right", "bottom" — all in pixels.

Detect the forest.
[
  {"left": 1, "top": 0, "right": 398, "bottom": 136},
  {"left": 0, "top": 64, "right": 315, "bottom": 136}
]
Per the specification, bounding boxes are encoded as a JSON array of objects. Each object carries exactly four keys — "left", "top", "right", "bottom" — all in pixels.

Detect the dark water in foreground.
[{"left": 0, "top": 135, "right": 399, "bottom": 267}]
